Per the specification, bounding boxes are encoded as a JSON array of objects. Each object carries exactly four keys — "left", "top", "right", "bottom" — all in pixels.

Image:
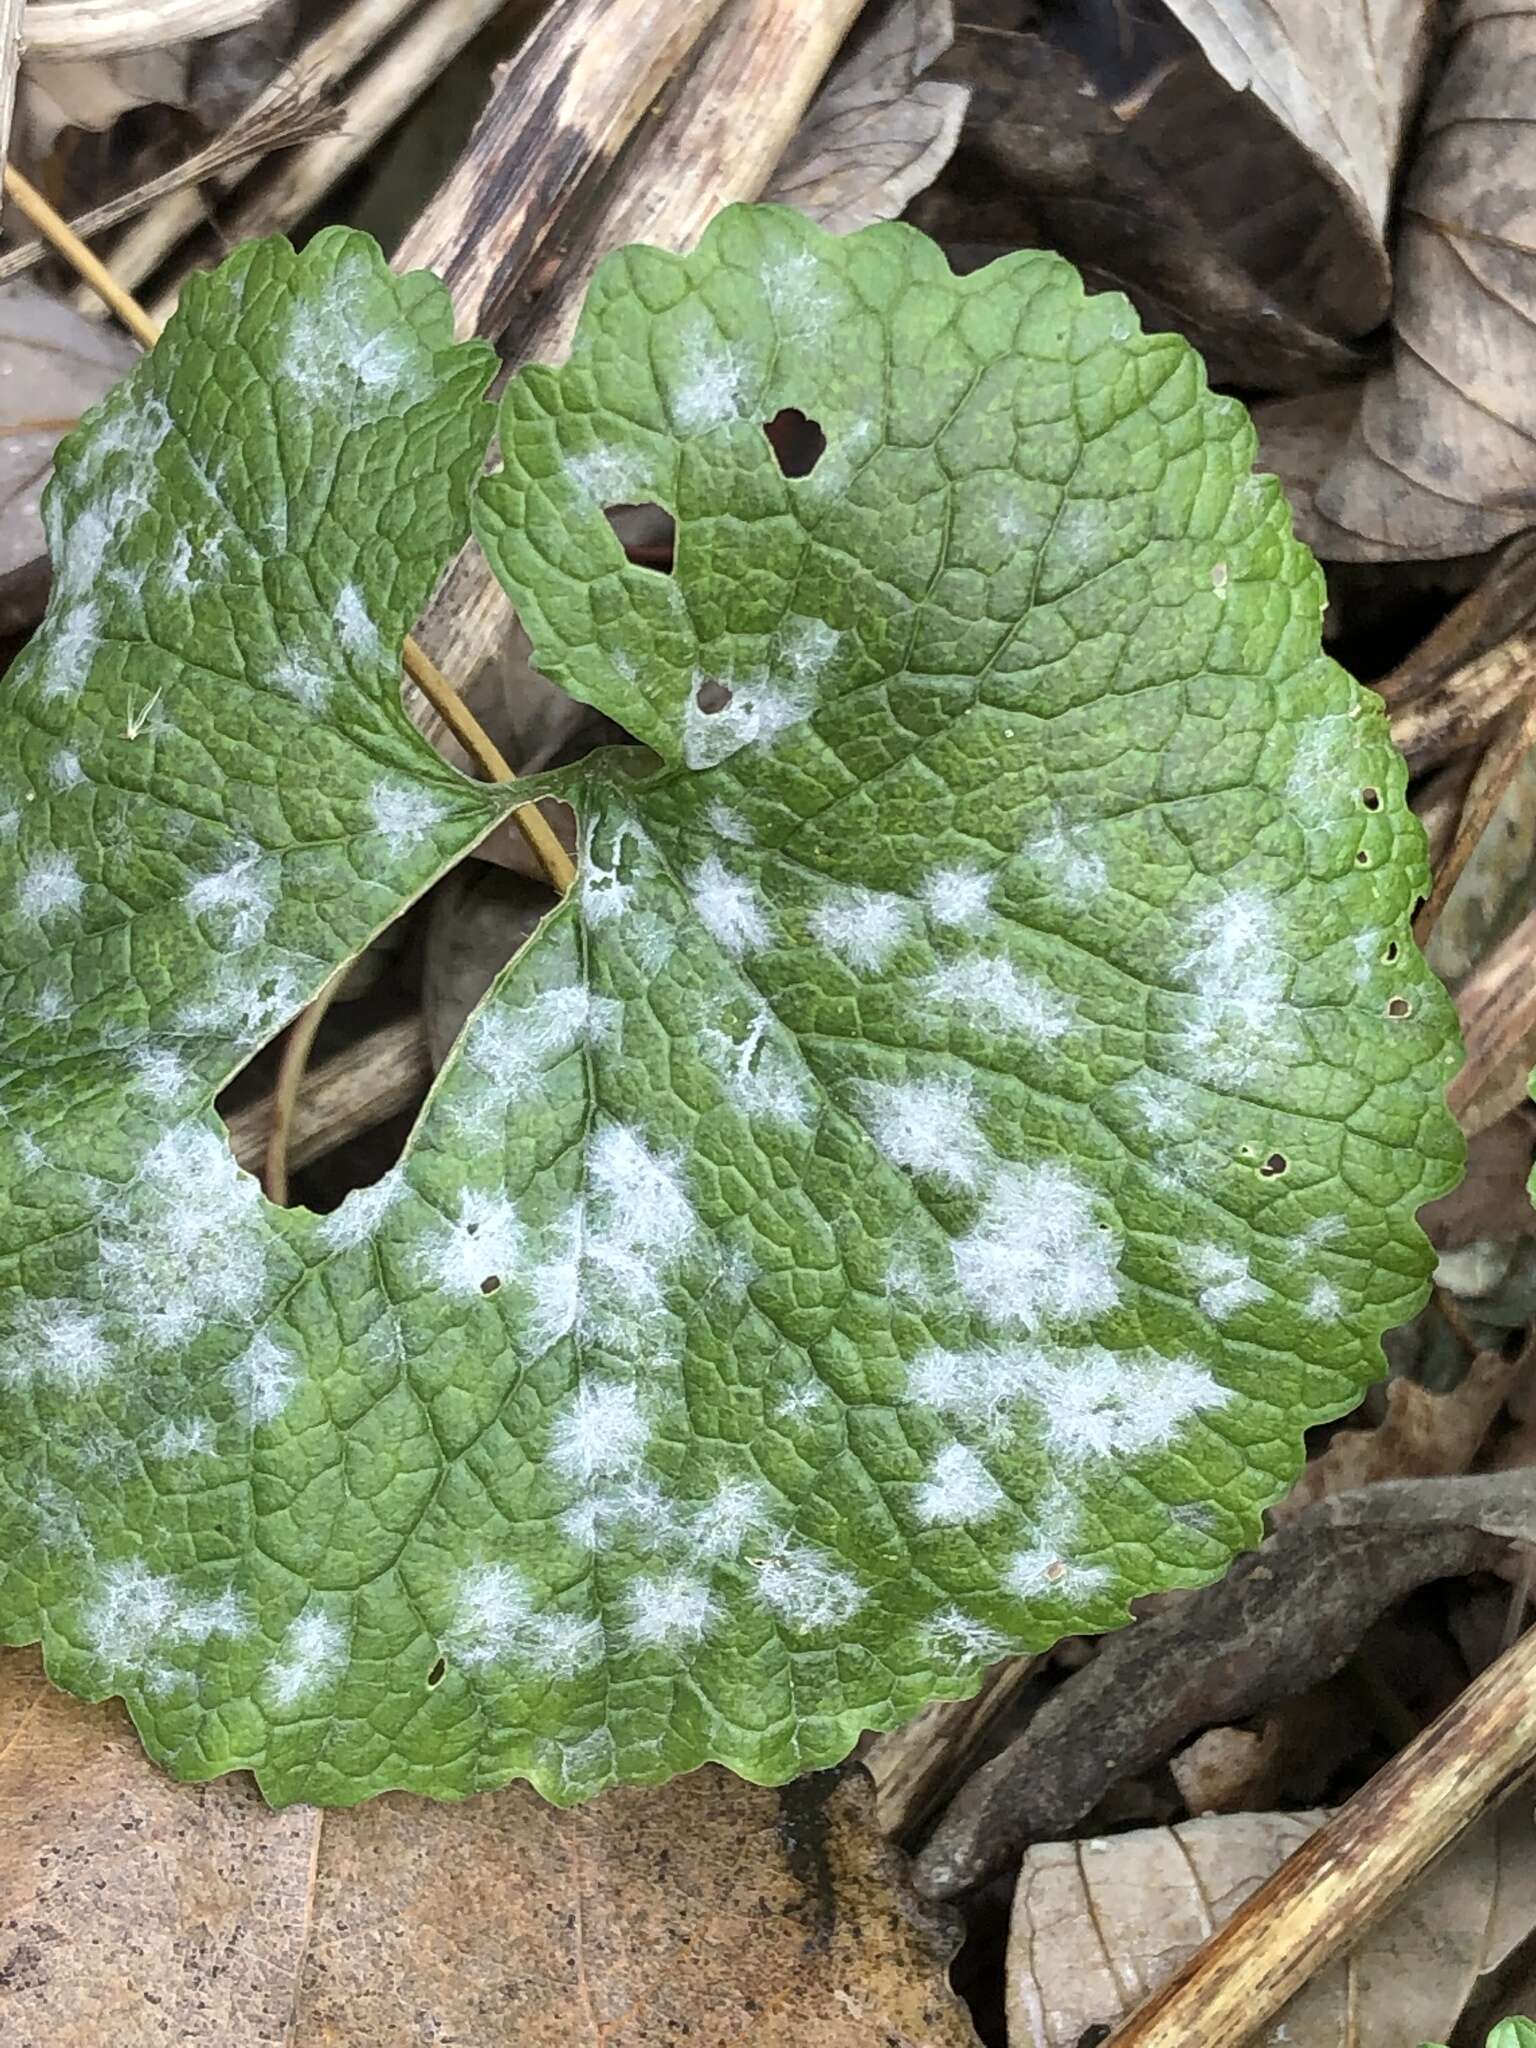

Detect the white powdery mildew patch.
[
  {"left": 447, "top": 1564, "right": 604, "bottom": 1677},
  {"left": 176, "top": 965, "right": 306, "bottom": 1047},
  {"left": 808, "top": 884, "right": 913, "bottom": 972},
  {"left": 952, "top": 1162, "right": 1120, "bottom": 1333},
  {"left": 184, "top": 845, "right": 276, "bottom": 951},
  {"left": 1177, "top": 889, "right": 1288, "bottom": 1083},
  {"left": 687, "top": 852, "right": 771, "bottom": 957},
  {"left": 923, "top": 1607, "right": 1011, "bottom": 1667},
  {"left": 270, "top": 653, "right": 333, "bottom": 710},
  {"left": 1189, "top": 1244, "right": 1264, "bottom": 1321},
  {"left": 429, "top": 1190, "right": 523, "bottom": 1297},
  {"left": 49, "top": 748, "right": 84, "bottom": 792},
  {"left": 1286, "top": 714, "right": 1361, "bottom": 822},
  {"left": 36, "top": 601, "right": 100, "bottom": 702},
  {"left": 585, "top": 1121, "right": 699, "bottom": 1310},
  {"left": 914, "top": 1443, "right": 1006, "bottom": 1527},
  {"left": 856, "top": 1073, "right": 994, "bottom": 1193},
  {"left": 227, "top": 1332, "right": 299, "bottom": 1424},
  {"left": 29, "top": 983, "right": 68, "bottom": 1024},
  {"left": 129, "top": 1045, "right": 195, "bottom": 1103},
  {"left": 702, "top": 1010, "right": 811, "bottom": 1129},
  {"left": 152, "top": 1415, "right": 215, "bottom": 1459},
  {"left": 1022, "top": 1347, "right": 1233, "bottom": 1464},
  {"left": 456, "top": 988, "right": 618, "bottom": 1128},
  {"left": 707, "top": 802, "right": 753, "bottom": 846},
  {"left": 689, "top": 1478, "right": 773, "bottom": 1562},
  {"left": 559, "top": 1474, "right": 680, "bottom": 1556},
  {"left": 320, "top": 1167, "right": 405, "bottom": 1252},
  {"left": 682, "top": 674, "right": 811, "bottom": 772},
  {"left": 100, "top": 1125, "right": 274, "bottom": 1354},
  {"left": 549, "top": 1379, "right": 650, "bottom": 1487},
  {"left": 1006, "top": 1546, "right": 1112, "bottom": 1602},
  {"left": 335, "top": 583, "right": 381, "bottom": 662},
  {"left": 763, "top": 248, "right": 838, "bottom": 336},
  {"left": 267, "top": 1610, "right": 348, "bottom": 1707},
  {"left": 920, "top": 865, "right": 995, "bottom": 933},
  {"left": 625, "top": 1570, "right": 719, "bottom": 1650},
  {"left": 779, "top": 617, "right": 840, "bottom": 685},
  {"left": 1031, "top": 814, "right": 1108, "bottom": 902},
  {"left": 905, "top": 1345, "right": 1040, "bottom": 1439},
  {"left": 566, "top": 444, "right": 649, "bottom": 504},
  {"left": 756, "top": 1548, "right": 865, "bottom": 1632},
  {"left": 369, "top": 778, "right": 448, "bottom": 850},
  {"left": 83, "top": 1559, "right": 247, "bottom": 1671},
  {"left": 0, "top": 1303, "right": 112, "bottom": 1394},
  {"left": 924, "top": 955, "right": 1074, "bottom": 1044},
  {"left": 671, "top": 327, "right": 746, "bottom": 433},
  {"left": 1305, "top": 1280, "right": 1343, "bottom": 1319},
  {"left": 18, "top": 851, "right": 84, "bottom": 924}
]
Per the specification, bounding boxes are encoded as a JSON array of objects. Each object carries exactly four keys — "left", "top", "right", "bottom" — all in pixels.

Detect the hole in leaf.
[
  {"left": 427, "top": 1656, "right": 447, "bottom": 1687},
  {"left": 1259, "top": 1152, "right": 1288, "bottom": 1177},
  {"left": 480, "top": 1274, "right": 502, "bottom": 1296},
  {"left": 1382, "top": 940, "right": 1400, "bottom": 965},
  {"left": 762, "top": 408, "right": 827, "bottom": 477},
  {"left": 695, "top": 676, "right": 733, "bottom": 714},
  {"left": 1386, "top": 996, "right": 1411, "bottom": 1018},
  {"left": 603, "top": 502, "right": 676, "bottom": 573},
  {"left": 1361, "top": 786, "right": 1381, "bottom": 810},
  {"left": 1355, "top": 849, "right": 1371, "bottom": 866}
]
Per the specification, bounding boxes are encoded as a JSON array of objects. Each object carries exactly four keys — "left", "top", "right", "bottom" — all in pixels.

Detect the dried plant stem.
[
  {"left": 146, "top": 0, "right": 522, "bottom": 328},
  {"left": 225, "top": 1013, "right": 430, "bottom": 1176},
  {"left": 1448, "top": 905, "right": 1536, "bottom": 1137},
  {"left": 3, "top": 164, "right": 159, "bottom": 345},
  {"left": 263, "top": 964, "right": 348, "bottom": 1203},
  {"left": 1106, "top": 1623, "right": 1536, "bottom": 2048},
  {"left": 0, "top": 89, "right": 333, "bottom": 285},
  {"left": 1415, "top": 681, "right": 1536, "bottom": 945},
  {"left": 101, "top": 0, "right": 422, "bottom": 299},
  {"left": 0, "top": 0, "right": 21, "bottom": 185},
  {"left": 20, "top": 0, "right": 271, "bottom": 58}
]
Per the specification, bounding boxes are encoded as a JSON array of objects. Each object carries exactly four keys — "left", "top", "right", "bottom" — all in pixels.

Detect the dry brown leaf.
[
  {"left": 0, "top": 1647, "right": 978, "bottom": 2046},
  {"left": 763, "top": 0, "right": 969, "bottom": 232},
  {"left": 0, "top": 280, "right": 137, "bottom": 630},
  {"left": 1308, "top": 1, "right": 1536, "bottom": 558},
  {"left": 1007, "top": 1798, "right": 1536, "bottom": 2047}
]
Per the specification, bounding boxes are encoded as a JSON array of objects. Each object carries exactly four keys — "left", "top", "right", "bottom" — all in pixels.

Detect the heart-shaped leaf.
[{"left": 0, "top": 211, "right": 1462, "bottom": 1807}]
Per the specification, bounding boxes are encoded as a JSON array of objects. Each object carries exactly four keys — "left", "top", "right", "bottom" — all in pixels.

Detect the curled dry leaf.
[
  {"left": 763, "top": 0, "right": 969, "bottom": 232},
  {"left": 0, "top": 1646, "right": 979, "bottom": 2048},
  {"left": 915, "top": 1472, "right": 1536, "bottom": 1899},
  {"left": 0, "top": 280, "right": 137, "bottom": 631},
  {"left": 914, "top": 0, "right": 1396, "bottom": 390},
  {"left": 1007, "top": 1798, "right": 1536, "bottom": 2048},
  {"left": 1306, "top": 2, "right": 1536, "bottom": 560}
]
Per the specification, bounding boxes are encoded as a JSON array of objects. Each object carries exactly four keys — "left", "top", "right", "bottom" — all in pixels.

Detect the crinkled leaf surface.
[{"left": 0, "top": 210, "right": 1461, "bottom": 1808}]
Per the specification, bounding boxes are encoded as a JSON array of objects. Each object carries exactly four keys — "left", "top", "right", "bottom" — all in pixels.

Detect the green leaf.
[
  {"left": 0, "top": 211, "right": 1462, "bottom": 1808},
  {"left": 1487, "top": 2023, "right": 1536, "bottom": 2048}
]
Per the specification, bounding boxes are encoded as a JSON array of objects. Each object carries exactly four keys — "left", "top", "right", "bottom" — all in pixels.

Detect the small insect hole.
[
  {"left": 1386, "top": 996, "right": 1411, "bottom": 1018},
  {"left": 1382, "top": 940, "right": 1400, "bottom": 964},
  {"left": 695, "top": 677, "right": 733, "bottom": 714},
  {"left": 480, "top": 1274, "right": 502, "bottom": 1296},
  {"left": 1259, "top": 1152, "right": 1288, "bottom": 1177},
  {"left": 1360, "top": 786, "right": 1381, "bottom": 810},
  {"left": 602, "top": 502, "right": 676, "bottom": 573},
  {"left": 1355, "top": 849, "right": 1371, "bottom": 866},
  {"left": 426, "top": 1656, "right": 447, "bottom": 1687},
  {"left": 762, "top": 407, "right": 826, "bottom": 478}
]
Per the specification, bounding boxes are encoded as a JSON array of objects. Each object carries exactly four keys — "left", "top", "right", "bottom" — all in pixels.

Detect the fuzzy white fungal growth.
[
  {"left": 226, "top": 1332, "right": 298, "bottom": 1424},
  {"left": 49, "top": 748, "right": 84, "bottom": 791},
  {"left": 1019, "top": 1347, "right": 1232, "bottom": 1463},
  {"left": 1286, "top": 714, "right": 1359, "bottom": 820},
  {"left": 153, "top": 1416, "right": 215, "bottom": 1459},
  {"left": 184, "top": 846, "right": 275, "bottom": 951},
  {"left": 924, "top": 1608, "right": 1011, "bottom": 1666},
  {"left": 689, "top": 1478, "right": 773, "bottom": 1561},
  {"left": 431, "top": 1190, "right": 524, "bottom": 1297},
  {"left": 447, "top": 1564, "right": 600, "bottom": 1675},
  {"left": 37, "top": 602, "right": 100, "bottom": 701},
  {"left": 707, "top": 802, "right": 753, "bottom": 845},
  {"left": 270, "top": 654, "right": 332, "bottom": 710},
  {"left": 808, "top": 884, "right": 913, "bottom": 972},
  {"left": 756, "top": 1548, "right": 864, "bottom": 1631},
  {"left": 566, "top": 445, "right": 649, "bottom": 503},
  {"left": 267, "top": 1610, "right": 348, "bottom": 1707},
  {"left": 672, "top": 330, "right": 745, "bottom": 433},
  {"left": 905, "top": 1345, "right": 1039, "bottom": 1436},
  {"left": 588, "top": 1123, "right": 697, "bottom": 1267},
  {"left": 1190, "top": 1244, "right": 1264, "bottom": 1321},
  {"left": 857, "top": 1073, "right": 993, "bottom": 1192},
  {"left": 335, "top": 583, "right": 381, "bottom": 660},
  {"left": 320, "top": 1168, "right": 405, "bottom": 1251},
  {"left": 549, "top": 1380, "right": 650, "bottom": 1486},
  {"left": 129, "top": 1046, "right": 194, "bottom": 1102},
  {"left": 29, "top": 984, "right": 68, "bottom": 1024},
  {"left": 83, "top": 1560, "right": 246, "bottom": 1670},
  {"left": 1178, "top": 888, "right": 1287, "bottom": 1082},
  {"left": 624, "top": 1570, "right": 719, "bottom": 1649},
  {"left": 703, "top": 1011, "right": 811, "bottom": 1128},
  {"left": 919, "top": 865, "right": 995, "bottom": 932},
  {"left": 18, "top": 851, "right": 84, "bottom": 924},
  {"left": 1032, "top": 815, "right": 1108, "bottom": 900},
  {"left": 0, "top": 1302, "right": 112, "bottom": 1393},
  {"left": 688, "top": 852, "right": 771, "bottom": 957},
  {"left": 0, "top": 804, "right": 18, "bottom": 840},
  {"left": 925, "top": 954, "right": 1073, "bottom": 1042},
  {"left": 682, "top": 674, "right": 810, "bottom": 771},
  {"left": 368, "top": 778, "right": 447, "bottom": 849},
  {"left": 952, "top": 1162, "right": 1120, "bottom": 1332},
  {"left": 1305, "top": 1280, "right": 1343, "bottom": 1319},
  {"left": 779, "top": 617, "right": 840, "bottom": 682},
  {"left": 100, "top": 1124, "right": 273, "bottom": 1352},
  {"left": 559, "top": 1475, "right": 679, "bottom": 1556},
  {"left": 1005, "top": 1547, "right": 1111, "bottom": 1601},
  {"left": 914, "top": 1443, "right": 1006, "bottom": 1526}
]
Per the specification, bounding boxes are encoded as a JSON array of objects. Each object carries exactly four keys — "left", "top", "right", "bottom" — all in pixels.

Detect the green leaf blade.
[{"left": 1, "top": 211, "right": 1462, "bottom": 1809}]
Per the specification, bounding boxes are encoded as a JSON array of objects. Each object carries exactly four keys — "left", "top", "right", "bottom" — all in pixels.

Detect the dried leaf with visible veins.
[{"left": 0, "top": 1646, "right": 979, "bottom": 2048}]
